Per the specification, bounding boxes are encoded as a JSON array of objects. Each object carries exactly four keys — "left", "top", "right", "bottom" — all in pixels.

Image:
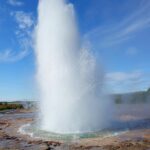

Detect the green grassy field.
[{"left": 0, "top": 102, "right": 23, "bottom": 111}]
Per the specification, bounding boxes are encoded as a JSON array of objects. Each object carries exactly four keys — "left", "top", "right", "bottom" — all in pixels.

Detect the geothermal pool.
[
  {"left": 19, "top": 104, "right": 150, "bottom": 141},
  {"left": 0, "top": 103, "right": 150, "bottom": 149},
  {"left": 20, "top": 123, "right": 126, "bottom": 141}
]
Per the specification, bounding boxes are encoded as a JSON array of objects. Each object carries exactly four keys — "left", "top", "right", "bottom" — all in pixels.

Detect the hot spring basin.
[
  {"left": 19, "top": 117, "right": 150, "bottom": 141},
  {"left": 19, "top": 123, "right": 127, "bottom": 141}
]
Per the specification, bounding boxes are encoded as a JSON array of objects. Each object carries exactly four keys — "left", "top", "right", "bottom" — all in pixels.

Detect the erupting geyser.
[{"left": 35, "top": 0, "right": 112, "bottom": 134}]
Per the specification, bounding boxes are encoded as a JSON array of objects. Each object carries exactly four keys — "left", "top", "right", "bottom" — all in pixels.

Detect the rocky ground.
[{"left": 0, "top": 109, "right": 150, "bottom": 150}]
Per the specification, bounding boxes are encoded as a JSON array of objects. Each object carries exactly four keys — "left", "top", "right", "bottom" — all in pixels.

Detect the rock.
[{"left": 44, "top": 141, "right": 61, "bottom": 147}]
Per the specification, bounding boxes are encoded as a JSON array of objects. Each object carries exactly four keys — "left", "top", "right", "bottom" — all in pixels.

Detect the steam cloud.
[{"left": 35, "top": 0, "right": 113, "bottom": 134}]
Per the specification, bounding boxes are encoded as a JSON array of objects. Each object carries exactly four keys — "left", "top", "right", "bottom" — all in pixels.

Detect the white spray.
[{"left": 35, "top": 0, "right": 112, "bottom": 134}]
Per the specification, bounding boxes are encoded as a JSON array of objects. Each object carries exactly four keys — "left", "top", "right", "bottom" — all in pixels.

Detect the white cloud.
[
  {"left": 0, "top": 37, "right": 32, "bottom": 63},
  {"left": 0, "top": 35, "right": 32, "bottom": 63},
  {"left": 7, "top": 0, "right": 24, "bottom": 6},
  {"left": 84, "top": 0, "right": 150, "bottom": 48},
  {"left": 107, "top": 71, "right": 142, "bottom": 83},
  {"left": 0, "top": 49, "right": 29, "bottom": 62},
  {"left": 11, "top": 11, "right": 34, "bottom": 30},
  {"left": 106, "top": 71, "right": 150, "bottom": 93},
  {"left": 0, "top": 11, "right": 35, "bottom": 63}
]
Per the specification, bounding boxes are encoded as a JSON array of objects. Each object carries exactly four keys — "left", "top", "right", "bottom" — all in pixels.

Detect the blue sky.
[{"left": 0, "top": 0, "right": 150, "bottom": 100}]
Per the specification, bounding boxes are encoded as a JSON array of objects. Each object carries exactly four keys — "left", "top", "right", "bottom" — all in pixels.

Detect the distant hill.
[
  {"left": 0, "top": 101, "right": 38, "bottom": 110},
  {"left": 113, "top": 88, "right": 150, "bottom": 104}
]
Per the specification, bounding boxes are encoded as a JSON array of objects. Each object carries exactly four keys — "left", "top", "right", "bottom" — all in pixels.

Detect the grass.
[{"left": 0, "top": 102, "right": 23, "bottom": 111}]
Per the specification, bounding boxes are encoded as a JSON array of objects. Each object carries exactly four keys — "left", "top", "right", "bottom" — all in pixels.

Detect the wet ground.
[{"left": 0, "top": 104, "right": 150, "bottom": 150}]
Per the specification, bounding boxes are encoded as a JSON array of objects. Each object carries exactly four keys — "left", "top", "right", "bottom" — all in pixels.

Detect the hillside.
[{"left": 114, "top": 88, "right": 150, "bottom": 104}]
